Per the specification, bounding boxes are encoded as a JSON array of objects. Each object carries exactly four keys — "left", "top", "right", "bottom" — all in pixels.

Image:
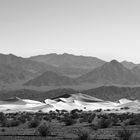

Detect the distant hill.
[
  {"left": 121, "top": 61, "right": 137, "bottom": 69},
  {"left": 55, "top": 66, "right": 90, "bottom": 77},
  {"left": 1, "top": 53, "right": 140, "bottom": 87},
  {"left": 132, "top": 66, "right": 140, "bottom": 78},
  {"left": 0, "top": 88, "right": 77, "bottom": 101},
  {"left": 82, "top": 86, "right": 140, "bottom": 101},
  {"left": 0, "top": 64, "right": 32, "bottom": 84},
  {"left": 0, "top": 53, "right": 57, "bottom": 74},
  {"left": 24, "top": 60, "right": 140, "bottom": 87},
  {"left": 77, "top": 60, "right": 140, "bottom": 85},
  {"left": 0, "top": 53, "right": 59, "bottom": 84},
  {"left": 29, "top": 53, "right": 106, "bottom": 69},
  {"left": 1, "top": 86, "right": 140, "bottom": 102},
  {"left": 24, "top": 71, "right": 78, "bottom": 86}
]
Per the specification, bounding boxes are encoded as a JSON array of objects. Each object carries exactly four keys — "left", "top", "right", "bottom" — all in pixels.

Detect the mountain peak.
[
  {"left": 110, "top": 60, "right": 120, "bottom": 64},
  {"left": 121, "top": 61, "right": 137, "bottom": 69},
  {"left": 132, "top": 66, "right": 140, "bottom": 70},
  {"left": 109, "top": 60, "right": 123, "bottom": 68},
  {"left": 78, "top": 59, "right": 140, "bottom": 85},
  {"left": 29, "top": 53, "right": 105, "bottom": 69},
  {"left": 8, "top": 53, "right": 15, "bottom": 56}
]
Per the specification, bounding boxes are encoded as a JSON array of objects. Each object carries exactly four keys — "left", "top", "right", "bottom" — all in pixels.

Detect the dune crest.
[{"left": 0, "top": 94, "right": 140, "bottom": 113}]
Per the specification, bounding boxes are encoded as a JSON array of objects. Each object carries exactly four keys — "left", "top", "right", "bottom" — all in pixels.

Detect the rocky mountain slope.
[
  {"left": 29, "top": 53, "right": 106, "bottom": 69},
  {"left": 24, "top": 71, "right": 78, "bottom": 86},
  {"left": 78, "top": 60, "right": 140, "bottom": 85}
]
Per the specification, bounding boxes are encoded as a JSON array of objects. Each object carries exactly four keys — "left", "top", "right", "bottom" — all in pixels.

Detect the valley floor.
[{"left": 0, "top": 111, "right": 140, "bottom": 140}]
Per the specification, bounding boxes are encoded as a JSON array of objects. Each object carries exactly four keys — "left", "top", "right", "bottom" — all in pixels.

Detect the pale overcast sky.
[{"left": 0, "top": 0, "right": 140, "bottom": 62}]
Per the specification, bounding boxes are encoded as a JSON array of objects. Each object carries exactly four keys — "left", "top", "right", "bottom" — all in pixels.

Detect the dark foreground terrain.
[{"left": 0, "top": 110, "right": 139, "bottom": 140}]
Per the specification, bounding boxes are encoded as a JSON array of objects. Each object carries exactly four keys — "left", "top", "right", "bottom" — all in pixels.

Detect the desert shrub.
[
  {"left": 37, "top": 123, "right": 51, "bottom": 137},
  {"left": 2, "top": 119, "right": 20, "bottom": 127},
  {"left": 79, "top": 118, "right": 87, "bottom": 123},
  {"left": 61, "top": 110, "right": 68, "bottom": 114},
  {"left": 43, "top": 115, "right": 51, "bottom": 122},
  {"left": 79, "top": 112, "right": 91, "bottom": 123},
  {"left": 28, "top": 117, "right": 40, "bottom": 128},
  {"left": 71, "top": 109, "right": 79, "bottom": 114},
  {"left": 55, "top": 109, "right": 60, "bottom": 114},
  {"left": 98, "top": 117, "right": 111, "bottom": 128},
  {"left": 120, "top": 107, "right": 129, "bottom": 110},
  {"left": 77, "top": 130, "right": 90, "bottom": 140},
  {"left": 95, "top": 109, "right": 102, "bottom": 112},
  {"left": 88, "top": 113, "right": 96, "bottom": 123},
  {"left": 91, "top": 117, "right": 111, "bottom": 129},
  {"left": 111, "top": 116, "right": 119, "bottom": 126},
  {"left": 0, "top": 112, "right": 5, "bottom": 123},
  {"left": 127, "top": 115, "right": 140, "bottom": 125},
  {"left": 63, "top": 117, "right": 76, "bottom": 126},
  {"left": 17, "top": 114, "right": 27, "bottom": 124},
  {"left": 1, "top": 128, "right": 5, "bottom": 132},
  {"left": 70, "top": 112, "right": 79, "bottom": 119},
  {"left": 117, "top": 126, "right": 133, "bottom": 140},
  {"left": 90, "top": 124, "right": 98, "bottom": 130}
]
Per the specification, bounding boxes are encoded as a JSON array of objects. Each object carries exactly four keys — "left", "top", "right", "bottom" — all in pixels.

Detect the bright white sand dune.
[
  {"left": 71, "top": 93, "right": 103, "bottom": 102},
  {"left": 73, "top": 100, "right": 119, "bottom": 111},
  {"left": 44, "top": 99, "right": 57, "bottom": 104},
  {"left": 118, "top": 100, "right": 140, "bottom": 109},
  {"left": 0, "top": 97, "right": 26, "bottom": 105},
  {"left": 23, "top": 104, "right": 55, "bottom": 112},
  {"left": 50, "top": 101, "right": 78, "bottom": 111},
  {"left": 117, "top": 98, "right": 132, "bottom": 104},
  {"left": 56, "top": 93, "right": 103, "bottom": 104},
  {"left": 0, "top": 94, "right": 140, "bottom": 113},
  {"left": 23, "top": 99, "right": 44, "bottom": 104},
  {"left": 0, "top": 97, "right": 46, "bottom": 113}
]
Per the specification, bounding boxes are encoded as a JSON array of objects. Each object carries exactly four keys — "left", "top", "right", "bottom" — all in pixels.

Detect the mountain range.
[
  {"left": 77, "top": 60, "right": 140, "bottom": 85},
  {"left": 0, "top": 53, "right": 140, "bottom": 113},
  {"left": 1, "top": 53, "right": 140, "bottom": 87},
  {"left": 0, "top": 53, "right": 61, "bottom": 85},
  {"left": 24, "top": 59, "right": 140, "bottom": 86},
  {"left": 29, "top": 53, "right": 105, "bottom": 69},
  {"left": 24, "top": 71, "right": 78, "bottom": 86}
]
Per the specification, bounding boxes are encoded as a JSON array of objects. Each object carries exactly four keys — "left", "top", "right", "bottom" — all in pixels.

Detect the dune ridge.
[{"left": 0, "top": 93, "right": 140, "bottom": 113}]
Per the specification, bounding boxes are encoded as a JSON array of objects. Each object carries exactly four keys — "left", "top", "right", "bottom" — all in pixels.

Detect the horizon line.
[{"left": 0, "top": 52, "right": 139, "bottom": 64}]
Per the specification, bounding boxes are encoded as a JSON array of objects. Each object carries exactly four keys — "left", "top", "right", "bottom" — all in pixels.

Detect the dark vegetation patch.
[{"left": 0, "top": 111, "right": 139, "bottom": 139}]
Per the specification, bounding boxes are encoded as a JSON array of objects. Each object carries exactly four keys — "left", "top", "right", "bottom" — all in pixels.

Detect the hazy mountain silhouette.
[
  {"left": 121, "top": 61, "right": 137, "bottom": 69},
  {"left": 0, "top": 64, "right": 32, "bottom": 84},
  {"left": 1, "top": 53, "right": 140, "bottom": 86},
  {"left": 24, "top": 71, "right": 78, "bottom": 86},
  {"left": 29, "top": 53, "right": 106, "bottom": 69},
  {"left": 77, "top": 60, "right": 140, "bottom": 85},
  {"left": 0, "top": 53, "right": 59, "bottom": 83},
  {"left": 82, "top": 86, "right": 140, "bottom": 101},
  {"left": 0, "top": 53, "right": 57, "bottom": 73},
  {"left": 132, "top": 66, "right": 140, "bottom": 78}
]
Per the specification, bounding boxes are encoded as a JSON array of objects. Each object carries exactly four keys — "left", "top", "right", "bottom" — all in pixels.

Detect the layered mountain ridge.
[
  {"left": 29, "top": 53, "right": 106, "bottom": 69},
  {"left": 24, "top": 71, "right": 78, "bottom": 86},
  {"left": 77, "top": 60, "right": 140, "bottom": 85},
  {"left": 1, "top": 53, "right": 140, "bottom": 87},
  {"left": 24, "top": 59, "right": 140, "bottom": 86}
]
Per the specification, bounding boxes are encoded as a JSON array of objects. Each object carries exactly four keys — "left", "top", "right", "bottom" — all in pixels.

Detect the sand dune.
[
  {"left": 0, "top": 97, "right": 26, "bottom": 105},
  {"left": 116, "top": 98, "right": 132, "bottom": 104},
  {"left": 0, "top": 94, "right": 140, "bottom": 113},
  {"left": 118, "top": 100, "right": 140, "bottom": 109}
]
